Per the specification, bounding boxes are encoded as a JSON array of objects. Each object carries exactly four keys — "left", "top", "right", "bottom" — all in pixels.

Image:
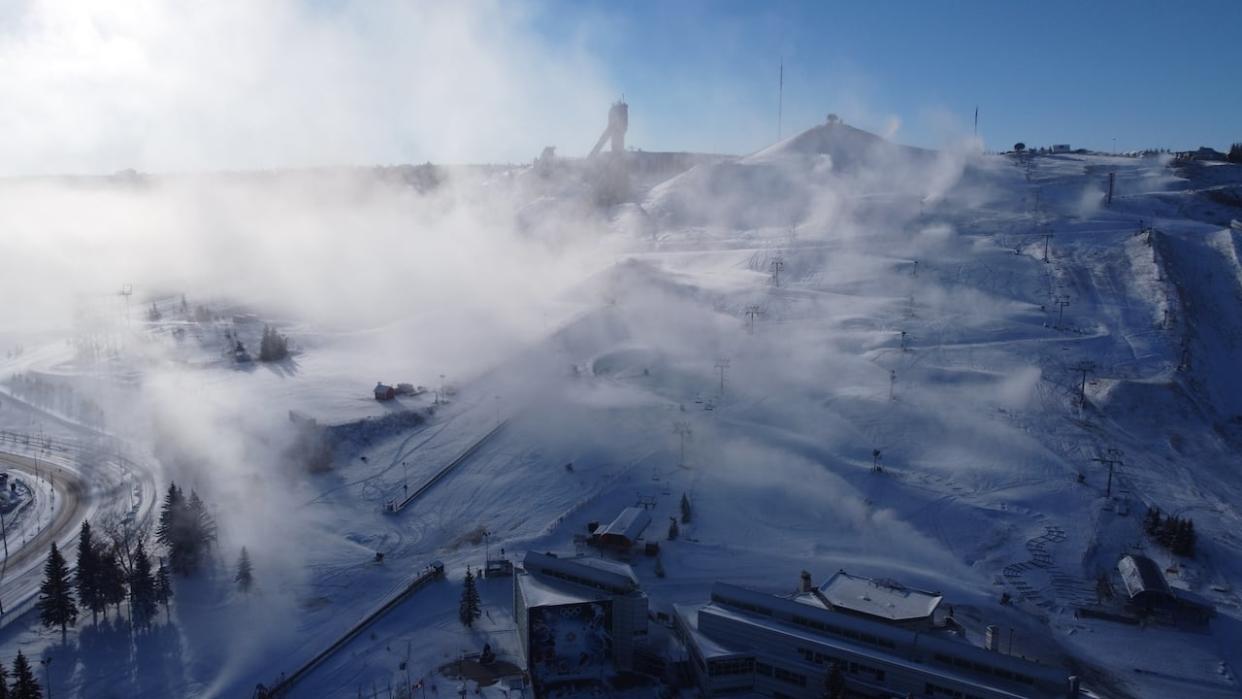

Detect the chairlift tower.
[
  {"left": 119, "top": 283, "right": 133, "bottom": 327},
  {"left": 1092, "top": 448, "right": 1123, "bottom": 497},
  {"left": 745, "top": 305, "right": 761, "bottom": 334},
  {"left": 770, "top": 257, "right": 785, "bottom": 288},
  {"left": 672, "top": 421, "right": 692, "bottom": 467}
]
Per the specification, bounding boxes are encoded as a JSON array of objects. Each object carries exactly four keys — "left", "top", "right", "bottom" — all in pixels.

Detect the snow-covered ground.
[{"left": 1, "top": 123, "right": 1241, "bottom": 698}]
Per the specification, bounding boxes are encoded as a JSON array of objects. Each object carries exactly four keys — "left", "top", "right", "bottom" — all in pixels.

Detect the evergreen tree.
[
  {"left": 157, "top": 483, "right": 218, "bottom": 576},
  {"left": 154, "top": 559, "right": 173, "bottom": 622},
  {"left": 156, "top": 484, "right": 184, "bottom": 550},
  {"left": 37, "top": 542, "right": 77, "bottom": 641},
  {"left": 1229, "top": 143, "right": 1242, "bottom": 164},
  {"left": 9, "top": 651, "right": 39, "bottom": 699},
  {"left": 0, "top": 659, "right": 9, "bottom": 699},
  {"left": 234, "top": 547, "right": 254, "bottom": 593},
  {"left": 147, "top": 303, "right": 162, "bottom": 322},
  {"left": 458, "top": 567, "right": 481, "bottom": 627},
  {"left": 129, "top": 541, "right": 158, "bottom": 629},
  {"left": 680, "top": 493, "right": 692, "bottom": 524},
  {"left": 75, "top": 521, "right": 103, "bottom": 624},
  {"left": 259, "top": 325, "right": 289, "bottom": 361},
  {"left": 98, "top": 548, "right": 128, "bottom": 618},
  {"left": 667, "top": 517, "right": 679, "bottom": 541}
]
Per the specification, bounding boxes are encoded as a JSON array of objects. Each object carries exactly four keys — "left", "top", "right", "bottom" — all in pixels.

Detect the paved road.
[{"left": 0, "top": 451, "right": 87, "bottom": 619}]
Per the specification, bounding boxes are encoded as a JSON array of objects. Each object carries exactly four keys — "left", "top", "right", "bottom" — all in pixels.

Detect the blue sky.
[{"left": 532, "top": 0, "right": 1242, "bottom": 155}]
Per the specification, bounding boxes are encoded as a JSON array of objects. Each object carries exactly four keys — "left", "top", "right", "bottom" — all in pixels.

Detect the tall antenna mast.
[{"left": 778, "top": 58, "right": 784, "bottom": 141}]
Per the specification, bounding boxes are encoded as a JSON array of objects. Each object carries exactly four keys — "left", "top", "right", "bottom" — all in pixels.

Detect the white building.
[
  {"left": 514, "top": 551, "right": 650, "bottom": 695},
  {"left": 676, "top": 581, "right": 1078, "bottom": 699}
]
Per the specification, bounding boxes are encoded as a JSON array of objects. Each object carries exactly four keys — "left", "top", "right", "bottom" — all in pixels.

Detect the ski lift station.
[{"left": 592, "top": 506, "right": 651, "bottom": 550}]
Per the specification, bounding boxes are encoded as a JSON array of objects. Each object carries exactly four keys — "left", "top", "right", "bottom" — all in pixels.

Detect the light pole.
[{"left": 41, "top": 656, "right": 52, "bottom": 699}]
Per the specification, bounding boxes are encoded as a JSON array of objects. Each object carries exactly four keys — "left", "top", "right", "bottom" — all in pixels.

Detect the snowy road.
[{"left": 0, "top": 439, "right": 157, "bottom": 628}]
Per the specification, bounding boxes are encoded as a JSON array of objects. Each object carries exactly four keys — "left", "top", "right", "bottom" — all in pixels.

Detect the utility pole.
[
  {"left": 119, "top": 284, "right": 133, "bottom": 328},
  {"left": 714, "top": 358, "right": 730, "bottom": 400},
  {"left": 872, "top": 449, "right": 882, "bottom": 473},
  {"left": 1106, "top": 172, "right": 1115, "bottom": 206},
  {"left": 1073, "top": 361, "right": 1096, "bottom": 406},
  {"left": 1054, "top": 295, "right": 1071, "bottom": 330},
  {"left": 673, "top": 422, "right": 692, "bottom": 467},
  {"left": 899, "top": 331, "right": 908, "bottom": 352},
  {"left": 41, "top": 656, "right": 52, "bottom": 699},
  {"left": 1042, "top": 232, "right": 1054, "bottom": 263},
  {"left": 1092, "top": 449, "right": 1123, "bottom": 498},
  {"left": 745, "top": 305, "right": 761, "bottom": 334},
  {"left": 770, "top": 257, "right": 785, "bottom": 288}
]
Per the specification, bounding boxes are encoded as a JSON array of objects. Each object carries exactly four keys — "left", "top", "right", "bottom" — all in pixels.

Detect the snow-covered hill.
[{"left": 2, "top": 122, "right": 1241, "bottom": 699}]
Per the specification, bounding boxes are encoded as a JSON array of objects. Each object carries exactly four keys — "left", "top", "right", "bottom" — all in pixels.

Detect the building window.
[
  {"left": 772, "top": 667, "right": 806, "bottom": 687},
  {"left": 708, "top": 658, "right": 754, "bottom": 677}
]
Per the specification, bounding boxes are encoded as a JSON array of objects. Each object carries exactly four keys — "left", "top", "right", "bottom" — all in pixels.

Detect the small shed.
[
  {"left": 374, "top": 382, "right": 396, "bottom": 401},
  {"left": 595, "top": 507, "right": 651, "bottom": 549},
  {"left": 1118, "top": 554, "right": 1172, "bottom": 607}
]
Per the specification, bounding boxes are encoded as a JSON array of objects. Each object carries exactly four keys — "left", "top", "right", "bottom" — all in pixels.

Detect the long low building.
[{"left": 676, "top": 581, "right": 1079, "bottom": 699}]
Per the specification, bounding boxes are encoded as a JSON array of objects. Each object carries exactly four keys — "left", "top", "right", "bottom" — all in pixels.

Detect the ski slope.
[{"left": 2, "top": 124, "right": 1241, "bottom": 699}]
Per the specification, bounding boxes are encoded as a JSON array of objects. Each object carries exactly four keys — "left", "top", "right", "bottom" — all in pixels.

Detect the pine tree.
[
  {"left": 9, "top": 651, "right": 39, "bottom": 699},
  {"left": 458, "top": 567, "right": 481, "bottom": 628},
  {"left": 147, "top": 303, "right": 162, "bottom": 322},
  {"left": 157, "top": 483, "right": 217, "bottom": 576},
  {"left": 37, "top": 542, "right": 77, "bottom": 641},
  {"left": 129, "top": 541, "right": 158, "bottom": 629},
  {"left": 154, "top": 559, "right": 173, "bottom": 622},
  {"left": 0, "top": 659, "right": 9, "bottom": 699},
  {"left": 98, "top": 548, "right": 127, "bottom": 618},
  {"left": 680, "top": 493, "right": 692, "bottom": 524},
  {"left": 187, "top": 490, "right": 217, "bottom": 573},
  {"left": 259, "top": 325, "right": 289, "bottom": 361},
  {"left": 156, "top": 484, "right": 184, "bottom": 551},
  {"left": 75, "top": 521, "right": 103, "bottom": 624},
  {"left": 234, "top": 547, "right": 254, "bottom": 593}
]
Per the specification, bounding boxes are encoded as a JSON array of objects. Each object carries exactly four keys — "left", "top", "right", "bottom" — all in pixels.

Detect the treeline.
[
  {"left": 1230, "top": 143, "right": 1242, "bottom": 164},
  {"left": 35, "top": 483, "right": 255, "bottom": 649},
  {"left": 1143, "top": 507, "right": 1197, "bottom": 557}
]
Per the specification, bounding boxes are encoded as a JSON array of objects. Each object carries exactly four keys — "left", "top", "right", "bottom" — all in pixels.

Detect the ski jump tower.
[{"left": 589, "top": 99, "right": 629, "bottom": 157}]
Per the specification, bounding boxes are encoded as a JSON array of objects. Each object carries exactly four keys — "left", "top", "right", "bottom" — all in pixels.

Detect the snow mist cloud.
[{"left": 0, "top": 0, "right": 615, "bottom": 175}]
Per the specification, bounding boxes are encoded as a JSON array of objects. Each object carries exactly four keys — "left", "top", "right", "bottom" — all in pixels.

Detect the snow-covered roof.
[
  {"left": 696, "top": 601, "right": 1060, "bottom": 699},
  {"left": 522, "top": 551, "right": 640, "bottom": 595},
  {"left": 1118, "top": 555, "right": 1171, "bottom": 599},
  {"left": 596, "top": 506, "right": 650, "bottom": 544},
  {"left": 810, "top": 570, "right": 942, "bottom": 622},
  {"left": 517, "top": 569, "right": 610, "bottom": 609},
  {"left": 672, "top": 604, "right": 748, "bottom": 661}
]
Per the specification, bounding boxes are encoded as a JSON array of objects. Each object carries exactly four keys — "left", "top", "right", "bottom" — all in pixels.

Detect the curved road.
[
  {"left": 0, "top": 442, "right": 155, "bottom": 626},
  {"left": 0, "top": 452, "right": 85, "bottom": 570}
]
